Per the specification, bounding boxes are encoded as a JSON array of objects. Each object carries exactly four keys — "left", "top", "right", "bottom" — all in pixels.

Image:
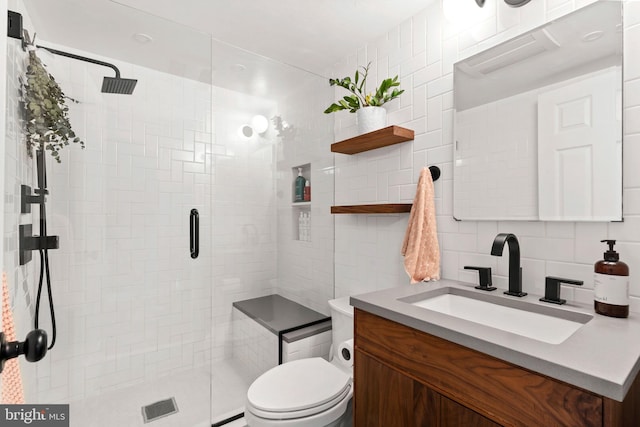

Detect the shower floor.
[{"left": 70, "top": 359, "right": 252, "bottom": 427}]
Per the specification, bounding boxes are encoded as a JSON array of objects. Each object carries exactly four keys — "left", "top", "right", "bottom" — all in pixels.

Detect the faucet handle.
[
  {"left": 464, "top": 266, "right": 496, "bottom": 291},
  {"left": 540, "top": 276, "right": 583, "bottom": 305}
]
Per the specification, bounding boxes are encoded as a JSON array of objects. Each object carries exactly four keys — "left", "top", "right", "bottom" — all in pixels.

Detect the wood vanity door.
[
  {"left": 440, "top": 396, "right": 501, "bottom": 427},
  {"left": 355, "top": 350, "right": 500, "bottom": 427},
  {"left": 355, "top": 350, "right": 437, "bottom": 426}
]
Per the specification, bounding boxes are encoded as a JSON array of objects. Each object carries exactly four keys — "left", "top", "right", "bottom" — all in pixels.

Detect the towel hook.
[{"left": 428, "top": 166, "right": 441, "bottom": 182}]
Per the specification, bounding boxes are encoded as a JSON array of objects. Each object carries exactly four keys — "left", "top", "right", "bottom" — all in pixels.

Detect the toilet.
[{"left": 244, "top": 296, "right": 354, "bottom": 427}]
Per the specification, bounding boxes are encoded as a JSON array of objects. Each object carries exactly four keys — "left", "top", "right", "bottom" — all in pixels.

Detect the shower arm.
[
  {"left": 21, "top": 29, "right": 123, "bottom": 79},
  {"left": 36, "top": 45, "right": 123, "bottom": 79}
]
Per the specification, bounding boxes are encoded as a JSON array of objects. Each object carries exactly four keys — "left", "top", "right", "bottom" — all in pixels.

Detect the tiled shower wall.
[
  {"left": 276, "top": 77, "right": 335, "bottom": 316},
  {"left": 4, "top": 32, "right": 214, "bottom": 403},
  {"left": 3, "top": 0, "right": 36, "bottom": 399},
  {"left": 330, "top": 0, "right": 640, "bottom": 309}
]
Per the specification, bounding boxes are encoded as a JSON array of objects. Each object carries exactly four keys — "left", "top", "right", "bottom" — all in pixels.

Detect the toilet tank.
[{"left": 328, "top": 296, "right": 354, "bottom": 360}]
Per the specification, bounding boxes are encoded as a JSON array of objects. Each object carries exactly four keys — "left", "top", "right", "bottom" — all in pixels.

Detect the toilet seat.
[{"left": 246, "top": 358, "right": 352, "bottom": 421}]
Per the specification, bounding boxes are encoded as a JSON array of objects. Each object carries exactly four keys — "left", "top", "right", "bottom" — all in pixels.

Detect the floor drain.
[{"left": 142, "top": 397, "right": 179, "bottom": 423}]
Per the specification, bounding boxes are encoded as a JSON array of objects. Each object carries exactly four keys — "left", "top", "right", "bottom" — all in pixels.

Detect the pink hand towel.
[
  {"left": 1, "top": 272, "right": 26, "bottom": 404},
  {"left": 401, "top": 167, "right": 440, "bottom": 283}
]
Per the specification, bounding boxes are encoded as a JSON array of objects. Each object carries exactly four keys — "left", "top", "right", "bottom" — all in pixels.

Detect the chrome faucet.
[{"left": 490, "top": 233, "right": 527, "bottom": 297}]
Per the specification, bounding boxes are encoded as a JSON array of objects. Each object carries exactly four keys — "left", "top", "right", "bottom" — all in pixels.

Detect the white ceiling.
[{"left": 22, "top": 0, "right": 434, "bottom": 81}]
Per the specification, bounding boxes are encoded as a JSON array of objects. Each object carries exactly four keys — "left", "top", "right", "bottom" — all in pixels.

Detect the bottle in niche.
[
  {"left": 297, "top": 212, "right": 311, "bottom": 242},
  {"left": 594, "top": 239, "right": 629, "bottom": 318},
  {"left": 304, "top": 212, "right": 311, "bottom": 241},
  {"left": 304, "top": 180, "right": 311, "bottom": 202},
  {"left": 294, "top": 168, "right": 305, "bottom": 202}
]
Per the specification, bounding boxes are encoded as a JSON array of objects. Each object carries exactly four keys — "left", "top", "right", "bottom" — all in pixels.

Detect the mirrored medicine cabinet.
[{"left": 453, "top": 1, "right": 623, "bottom": 221}]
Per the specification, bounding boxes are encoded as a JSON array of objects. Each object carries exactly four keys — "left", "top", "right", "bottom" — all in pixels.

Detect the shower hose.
[{"left": 34, "top": 192, "right": 56, "bottom": 351}]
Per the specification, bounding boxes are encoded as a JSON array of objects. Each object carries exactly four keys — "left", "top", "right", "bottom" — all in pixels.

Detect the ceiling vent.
[{"left": 458, "top": 28, "right": 560, "bottom": 77}]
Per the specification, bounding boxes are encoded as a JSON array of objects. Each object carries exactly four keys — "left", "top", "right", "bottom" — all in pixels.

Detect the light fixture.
[
  {"left": 443, "top": 0, "right": 492, "bottom": 29},
  {"left": 240, "top": 125, "right": 253, "bottom": 138},
  {"left": 582, "top": 30, "right": 604, "bottom": 43},
  {"left": 251, "top": 115, "right": 269, "bottom": 134},
  {"left": 132, "top": 33, "right": 153, "bottom": 44},
  {"left": 504, "top": 0, "right": 531, "bottom": 6}
]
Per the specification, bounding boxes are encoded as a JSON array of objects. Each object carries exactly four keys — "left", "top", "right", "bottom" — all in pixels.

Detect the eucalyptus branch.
[{"left": 22, "top": 37, "right": 84, "bottom": 163}]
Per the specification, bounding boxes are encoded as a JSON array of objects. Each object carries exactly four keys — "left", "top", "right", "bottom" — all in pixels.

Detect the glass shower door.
[{"left": 2, "top": 1, "right": 214, "bottom": 426}]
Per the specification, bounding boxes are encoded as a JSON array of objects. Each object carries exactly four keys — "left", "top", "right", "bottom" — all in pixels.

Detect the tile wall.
[
  {"left": 282, "top": 330, "right": 332, "bottom": 363},
  {"left": 231, "top": 309, "right": 278, "bottom": 382},
  {"left": 3, "top": 0, "right": 36, "bottom": 399},
  {"left": 275, "top": 75, "right": 335, "bottom": 316},
  {"left": 330, "top": 0, "right": 640, "bottom": 310},
  {"left": 231, "top": 308, "right": 331, "bottom": 378}
]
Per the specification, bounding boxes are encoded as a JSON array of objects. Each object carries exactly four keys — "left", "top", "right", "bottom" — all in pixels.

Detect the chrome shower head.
[{"left": 101, "top": 76, "right": 137, "bottom": 94}]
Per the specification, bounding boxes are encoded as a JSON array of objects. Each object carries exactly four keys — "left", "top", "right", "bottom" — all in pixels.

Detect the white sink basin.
[{"left": 405, "top": 289, "right": 592, "bottom": 344}]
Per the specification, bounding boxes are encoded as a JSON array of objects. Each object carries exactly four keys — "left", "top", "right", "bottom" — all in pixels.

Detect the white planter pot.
[{"left": 356, "top": 106, "right": 386, "bottom": 134}]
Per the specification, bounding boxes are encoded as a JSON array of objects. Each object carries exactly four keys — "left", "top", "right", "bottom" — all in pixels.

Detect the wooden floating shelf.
[
  {"left": 331, "top": 126, "right": 414, "bottom": 155},
  {"left": 331, "top": 204, "right": 413, "bottom": 214}
]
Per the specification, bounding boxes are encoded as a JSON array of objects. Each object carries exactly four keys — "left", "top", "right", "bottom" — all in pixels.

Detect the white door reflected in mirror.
[{"left": 537, "top": 67, "right": 622, "bottom": 221}]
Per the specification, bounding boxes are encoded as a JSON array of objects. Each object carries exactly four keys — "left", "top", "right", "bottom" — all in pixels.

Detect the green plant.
[
  {"left": 23, "top": 42, "right": 84, "bottom": 163},
  {"left": 323, "top": 62, "right": 404, "bottom": 114}
]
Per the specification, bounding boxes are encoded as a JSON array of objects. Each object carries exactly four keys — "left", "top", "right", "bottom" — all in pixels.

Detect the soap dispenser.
[
  {"left": 294, "top": 168, "right": 305, "bottom": 202},
  {"left": 594, "top": 239, "right": 629, "bottom": 318}
]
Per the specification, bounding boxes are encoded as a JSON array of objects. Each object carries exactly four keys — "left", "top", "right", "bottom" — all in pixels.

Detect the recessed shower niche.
[{"left": 292, "top": 163, "right": 311, "bottom": 242}]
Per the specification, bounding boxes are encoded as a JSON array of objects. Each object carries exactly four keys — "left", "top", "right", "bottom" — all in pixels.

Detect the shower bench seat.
[{"left": 232, "top": 294, "right": 331, "bottom": 379}]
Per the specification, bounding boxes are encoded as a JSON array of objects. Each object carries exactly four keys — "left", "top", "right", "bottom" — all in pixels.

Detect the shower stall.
[{"left": 1, "top": 0, "right": 335, "bottom": 425}]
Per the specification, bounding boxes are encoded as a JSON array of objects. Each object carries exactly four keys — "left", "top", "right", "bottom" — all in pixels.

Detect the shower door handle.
[{"left": 190, "top": 209, "right": 199, "bottom": 259}]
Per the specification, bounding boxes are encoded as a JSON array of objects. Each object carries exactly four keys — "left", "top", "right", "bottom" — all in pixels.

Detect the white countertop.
[{"left": 350, "top": 279, "right": 640, "bottom": 402}]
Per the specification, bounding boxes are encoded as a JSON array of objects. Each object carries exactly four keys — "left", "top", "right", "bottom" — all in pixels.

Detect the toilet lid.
[{"left": 247, "top": 358, "right": 351, "bottom": 413}]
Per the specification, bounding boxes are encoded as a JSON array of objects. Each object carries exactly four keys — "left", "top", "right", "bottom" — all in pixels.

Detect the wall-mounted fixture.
[
  {"left": 239, "top": 125, "right": 254, "bottom": 139},
  {"left": 251, "top": 115, "right": 269, "bottom": 134},
  {"left": 428, "top": 165, "right": 441, "bottom": 182},
  {"left": 20, "top": 152, "right": 59, "bottom": 265},
  {"left": 239, "top": 115, "right": 270, "bottom": 139},
  {"left": 0, "top": 329, "right": 47, "bottom": 374},
  {"left": 19, "top": 223, "right": 59, "bottom": 265},
  {"left": 7, "top": 11, "right": 137, "bottom": 94},
  {"left": 190, "top": 209, "right": 199, "bottom": 259},
  {"left": 504, "top": 0, "right": 531, "bottom": 7},
  {"left": 444, "top": 0, "right": 531, "bottom": 15},
  {"left": 443, "top": 0, "right": 492, "bottom": 30},
  {"left": 20, "top": 151, "right": 60, "bottom": 351}
]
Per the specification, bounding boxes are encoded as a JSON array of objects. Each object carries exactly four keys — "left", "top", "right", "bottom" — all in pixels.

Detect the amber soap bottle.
[{"left": 594, "top": 239, "right": 629, "bottom": 318}]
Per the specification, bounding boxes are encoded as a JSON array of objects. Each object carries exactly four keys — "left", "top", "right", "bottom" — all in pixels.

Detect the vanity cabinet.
[{"left": 354, "top": 309, "right": 640, "bottom": 427}]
